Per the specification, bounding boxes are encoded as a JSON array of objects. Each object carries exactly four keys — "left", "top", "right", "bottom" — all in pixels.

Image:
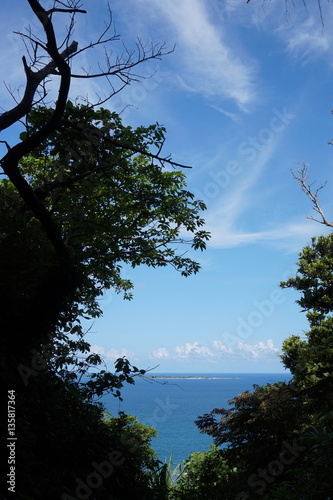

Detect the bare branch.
[
  {"left": 0, "top": 41, "right": 78, "bottom": 133},
  {"left": 1, "top": 0, "right": 74, "bottom": 274},
  {"left": 291, "top": 163, "right": 333, "bottom": 227},
  {"left": 2, "top": 3, "right": 172, "bottom": 124},
  {"left": 46, "top": 7, "right": 87, "bottom": 14},
  {"left": 71, "top": 41, "right": 172, "bottom": 80},
  {"left": 13, "top": 29, "right": 48, "bottom": 54},
  {"left": 64, "top": 117, "right": 191, "bottom": 168},
  {"left": 0, "top": 0, "right": 176, "bottom": 278},
  {"left": 0, "top": 140, "right": 11, "bottom": 152}
]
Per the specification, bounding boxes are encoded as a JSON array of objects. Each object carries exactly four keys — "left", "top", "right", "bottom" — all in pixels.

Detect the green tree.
[
  {"left": 0, "top": 4, "right": 209, "bottom": 499},
  {"left": 194, "top": 382, "right": 304, "bottom": 498},
  {"left": 192, "top": 227, "right": 333, "bottom": 497},
  {"left": 16, "top": 374, "right": 164, "bottom": 500},
  {"left": 1, "top": 102, "right": 209, "bottom": 379},
  {"left": 0, "top": 68, "right": 209, "bottom": 500},
  {"left": 0, "top": 0, "right": 183, "bottom": 371},
  {"left": 280, "top": 233, "right": 333, "bottom": 398},
  {"left": 189, "top": 164, "right": 333, "bottom": 499},
  {"left": 171, "top": 445, "right": 237, "bottom": 500},
  {"left": 192, "top": 229, "right": 333, "bottom": 498}
]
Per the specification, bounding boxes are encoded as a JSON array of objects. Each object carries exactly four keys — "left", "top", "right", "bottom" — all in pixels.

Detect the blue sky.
[{"left": 2, "top": 1, "right": 333, "bottom": 372}]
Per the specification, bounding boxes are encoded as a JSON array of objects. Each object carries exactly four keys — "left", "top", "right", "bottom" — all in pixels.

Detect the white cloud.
[
  {"left": 194, "top": 108, "right": 329, "bottom": 252},
  {"left": 211, "top": 338, "right": 279, "bottom": 359},
  {"left": 278, "top": 16, "right": 332, "bottom": 63},
  {"left": 207, "top": 219, "right": 323, "bottom": 251},
  {"left": 147, "top": 0, "right": 256, "bottom": 110},
  {"left": 212, "top": 340, "right": 232, "bottom": 354},
  {"left": 90, "top": 345, "right": 135, "bottom": 362},
  {"left": 175, "top": 341, "right": 213, "bottom": 359},
  {"left": 90, "top": 344, "right": 106, "bottom": 356},
  {"left": 203, "top": 135, "right": 283, "bottom": 248},
  {"left": 164, "top": 338, "right": 279, "bottom": 362},
  {"left": 151, "top": 347, "right": 170, "bottom": 359},
  {"left": 235, "top": 339, "right": 279, "bottom": 359},
  {"left": 91, "top": 338, "right": 280, "bottom": 365},
  {"left": 221, "top": 0, "right": 333, "bottom": 64}
]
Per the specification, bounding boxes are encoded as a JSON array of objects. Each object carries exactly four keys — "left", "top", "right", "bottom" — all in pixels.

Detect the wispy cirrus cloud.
[
  {"left": 207, "top": 218, "right": 324, "bottom": 251},
  {"left": 194, "top": 104, "right": 329, "bottom": 251},
  {"left": 145, "top": 0, "right": 257, "bottom": 111},
  {"left": 202, "top": 135, "right": 287, "bottom": 249},
  {"left": 221, "top": 0, "right": 333, "bottom": 64},
  {"left": 277, "top": 15, "right": 333, "bottom": 63}
]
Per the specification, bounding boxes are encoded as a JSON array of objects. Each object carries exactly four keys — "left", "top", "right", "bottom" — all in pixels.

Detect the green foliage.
[
  {"left": 171, "top": 445, "right": 237, "bottom": 500},
  {"left": 1, "top": 102, "right": 209, "bottom": 378},
  {"left": 188, "top": 233, "right": 333, "bottom": 499},
  {"left": 103, "top": 412, "right": 159, "bottom": 474},
  {"left": 81, "top": 358, "right": 147, "bottom": 401},
  {"left": 280, "top": 234, "right": 333, "bottom": 392},
  {"left": 279, "top": 335, "right": 307, "bottom": 372},
  {"left": 102, "top": 413, "right": 183, "bottom": 499},
  {"left": 17, "top": 101, "right": 209, "bottom": 322},
  {"left": 13, "top": 368, "right": 163, "bottom": 500},
  {"left": 0, "top": 97, "right": 211, "bottom": 500},
  {"left": 195, "top": 382, "right": 300, "bottom": 464},
  {"left": 281, "top": 234, "right": 333, "bottom": 317},
  {"left": 148, "top": 455, "right": 182, "bottom": 500},
  {"left": 1, "top": 101, "right": 209, "bottom": 390}
]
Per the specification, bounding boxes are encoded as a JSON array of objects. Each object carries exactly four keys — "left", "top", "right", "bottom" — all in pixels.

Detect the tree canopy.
[
  {"left": 0, "top": 3, "right": 210, "bottom": 499},
  {"left": 1, "top": 102, "right": 209, "bottom": 396},
  {"left": 188, "top": 230, "right": 333, "bottom": 499},
  {"left": 280, "top": 234, "right": 333, "bottom": 394},
  {"left": 3, "top": 1, "right": 333, "bottom": 499},
  {"left": 0, "top": 0, "right": 209, "bottom": 373}
]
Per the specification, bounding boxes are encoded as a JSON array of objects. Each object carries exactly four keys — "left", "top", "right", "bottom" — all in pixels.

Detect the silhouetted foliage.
[{"left": 0, "top": 3, "right": 209, "bottom": 499}]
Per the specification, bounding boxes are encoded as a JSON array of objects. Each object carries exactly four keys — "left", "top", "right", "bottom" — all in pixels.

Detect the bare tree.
[{"left": 291, "top": 163, "right": 333, "bottom": 228}]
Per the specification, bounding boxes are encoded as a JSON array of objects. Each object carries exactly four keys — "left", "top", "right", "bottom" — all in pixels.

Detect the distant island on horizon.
[
  {"left": 146, "top": 372, "right": 290, "bottom": 380},
  {"left": 147, "top": 375, "right": 240, "bottom": 380}
]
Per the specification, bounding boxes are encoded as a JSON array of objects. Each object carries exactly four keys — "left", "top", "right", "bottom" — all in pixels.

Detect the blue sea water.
[{"left": 102, "top": 372, "right": 292, "bottom": 465}]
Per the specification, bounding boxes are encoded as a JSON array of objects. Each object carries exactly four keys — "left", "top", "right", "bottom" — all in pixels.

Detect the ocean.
[{"left": 102, "top": 372, "right": 292, "bottom": 465}]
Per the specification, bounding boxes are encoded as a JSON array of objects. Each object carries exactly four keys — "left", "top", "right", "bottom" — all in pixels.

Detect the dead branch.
[
  {"left": 46, "top": 7, "right": 87, "bottom": 14},
  {"left": 0, "top": 0, "right": 175, "bottom": 280},
  {"left": 0, "top": 40, "right": 78, "bottom": 133},
  {"left": 1, "top": 0, "right": 74, "bottom": 277},
  {"left": 1, "top": 3, "right": 172, "bottom": 129},
  {"left": 291, "top": 163, "right": 333, "bottom": 227}
]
